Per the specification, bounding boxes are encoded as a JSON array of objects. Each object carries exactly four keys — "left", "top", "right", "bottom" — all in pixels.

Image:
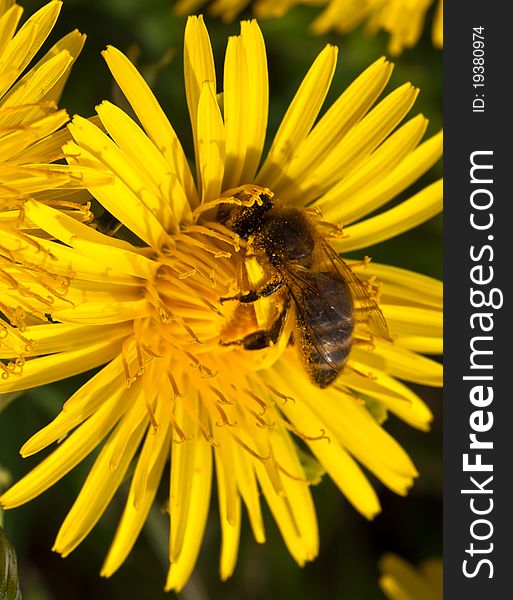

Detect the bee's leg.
[
  {"left": 242, "top": 300, "right": 289, "bottom": 350},
  {"left": 220, "top": 278, "right": 284, "bottom": 304}
]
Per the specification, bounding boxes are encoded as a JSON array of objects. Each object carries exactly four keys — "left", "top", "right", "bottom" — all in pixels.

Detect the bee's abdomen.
[
  {"left": 296, "top": 274, "right": 354, "bottom": 389},
  {"left": 300, "top": 318, "right": 353, "bottom": 388}
]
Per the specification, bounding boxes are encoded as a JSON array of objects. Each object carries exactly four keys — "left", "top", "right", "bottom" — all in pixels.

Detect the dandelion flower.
[
  {"left": 309, "top": 0, "right": 443, "bottom": 55},
  {"left": 0, "top": 0, "right": 111, "bottom": 371},
  {"left": 173, "top": 0, "right": 443, "bottom": 54},
  {"left": 0, "top": 17, "right": 442, "bottom": 591},
  {"left": 173, "top": 0, "right": 325, "bottom": 22},
  {"left": 379, "top": 553, "right": 443, "bottom": 600},
  {"left": 0, "top": 0, "right": 94, "bottom": 226}
]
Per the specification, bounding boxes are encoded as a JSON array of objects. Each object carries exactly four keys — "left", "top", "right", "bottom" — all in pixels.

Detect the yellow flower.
[
  {"left": 309, "top": 0, "right": 443, "bottom": 55},
  {"left": 173, "top": 0, "right": 443, "bottom": 54},
  {"left": 0, "top": 0, "right": 109, "bottom": 378},
  {"left": 0, "top": 0, "right": 94, "bottom": 226},
  {"left": 173, "top": 0, "right": 325, "bottom": 22},
  {"left": 0, "top": 17, "right": 442, "bottom": 591},
  {"left": 379, "top": 554, "right": 443, "bottom": 600}
]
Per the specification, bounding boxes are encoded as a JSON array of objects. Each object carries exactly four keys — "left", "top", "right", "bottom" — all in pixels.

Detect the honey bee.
[{"left": 219, "top": 186, "right": 388, "bottom": 388}]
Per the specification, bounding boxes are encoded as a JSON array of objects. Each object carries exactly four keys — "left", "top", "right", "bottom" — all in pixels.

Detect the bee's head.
[{"left": 229, "top": 192, "right": 274, "bottom": 239}]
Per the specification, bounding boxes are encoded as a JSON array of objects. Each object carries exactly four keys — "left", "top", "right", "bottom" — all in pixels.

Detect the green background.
[{"left": 0, "top": 1, "right": 442, "bottom": 598}]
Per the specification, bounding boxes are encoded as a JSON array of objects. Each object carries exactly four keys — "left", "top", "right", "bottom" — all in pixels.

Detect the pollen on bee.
[{"left": 349, "top": 255, "right": 373, "bottom": 270}]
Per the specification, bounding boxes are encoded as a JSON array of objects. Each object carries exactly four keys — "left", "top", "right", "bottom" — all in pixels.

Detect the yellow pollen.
[
  {"left": 171, "top": 418, "right": 193, "bottom": 444},
  {"left": 249, "top": 409, "right": 276, "bottom": 429},
  {"left": 215, "top": 404, "right": 237, "bottom": 428},
  {"left": 283, "top": 422, "right": 331, "bottom": 444},
  {"left": 245, "top": 389, "right": 274, "bottom": 416},
  {"left": 209, "top": 385, "right": 235, "bottom": 405},
  {"left": 265, "top": 383, "right": 295, "bottom": 404},
  {"left": 228, "top": 432, "right": 270, "bottom": 463},
  {"left": 273, "top": 460, "right": 310, "bottom": 484},
  {"left": 167, "top": 372, "right": 186, "bottom": 400}
]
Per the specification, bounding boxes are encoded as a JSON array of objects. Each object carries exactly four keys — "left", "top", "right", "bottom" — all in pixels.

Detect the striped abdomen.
[{"left": 294, "top": 271, "right": 354, "bottom": 388}]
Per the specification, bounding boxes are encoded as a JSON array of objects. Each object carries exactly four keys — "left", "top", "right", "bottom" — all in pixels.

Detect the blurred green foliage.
[{"left": 1, "top": 1, "right": 442, "bottom": 598}]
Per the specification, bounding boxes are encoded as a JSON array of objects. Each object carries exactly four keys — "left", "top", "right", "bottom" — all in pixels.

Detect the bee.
[{"left": 218, "top": 186, "right": 388, "bottom": 388}]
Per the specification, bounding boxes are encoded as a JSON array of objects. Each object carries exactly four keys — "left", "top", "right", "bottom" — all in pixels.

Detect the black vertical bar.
[{"left": 445, "top": 2, "right": 512, "bottom": 597}]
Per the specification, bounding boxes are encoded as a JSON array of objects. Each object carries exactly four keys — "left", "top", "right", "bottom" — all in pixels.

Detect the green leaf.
[
  {"left": 297, "top": 448, "right": 325, "bottom": 486},
  {"left": 363, "top": 396, "right": 389, "bottom": 425},
  {"left": 0, "top": 526, "right": 22, "bottom": 600}
]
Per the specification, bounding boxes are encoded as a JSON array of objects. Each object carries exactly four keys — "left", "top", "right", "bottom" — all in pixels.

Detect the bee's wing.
[
  {"left": 280, "top": 265, "right": 354, "bottom": 380},
  {"left": 317, "top": 242, "right": 390, "bottom": 340}
]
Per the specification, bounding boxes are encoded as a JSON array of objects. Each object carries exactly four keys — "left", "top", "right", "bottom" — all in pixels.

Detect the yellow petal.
[
  {"left": 220, "top": 20, "right": 269, "bottom": 188},
  {"left": 0, "top": 321, "right": 131, "bottom": 358},
  {"left": 35, "top": 29, "right": 86, "bottom": 103},
  {"left": 23, "top": 198, "right": 161, "bottom": 280},
  {"left": 20, "top": 355, "right": 129, "bottom": 456},
  {"left": 0, "top": 109, "right": 69, "bottom": 161},
  {"left": 67, "top": 116, "right": 171, "bottom": 242},
  {"left": 184, "top": 15, "right": 216, "bottom": 186},
  {"left": 383, "top": 304, "right": 442, "bottom": 339},
  {"left": 432, "top": 0, "right": 443, "bottom": 48},
  {"left": 364, "top": 370, "right": 434, "bottom": 432},
  {"left": 350, "top": 261, "right": 442, "bottom": 310},
  {"left": 197, "top": 81, "right": 225, "bottom": 203},
  {"left": 0, "top": 227, "right": 143, "bottom": 286},
  {"left": 232, "top": 432, "right": 265, "bottom": 544},
  {"left": 174, "top": 0, "right": 205, "bottom": 16},
  {"left": 379, "top": 554, "right": 436, "bottom": 600},
  {"left": 0, "top": 337, "right": 124, "bottom": 394},
  {"left": 334, "top": 179, "right": 443, "bottom": 252},
  {"left": 311, "top": 0, "right": 368, "bottom": 35},
  {"left": 64, "top": 133, "right": 170, "bottom": 249},
  {"left": 394, "top": 335, "right": 442, "bottom": 355},
  {"left": 101, "top": 415, "right": 171, "bottom": 577},
  {"left": 0, "top": 379, "right": 134, "bottom": 508},
  {"left": 0, "top": 0, "right": 61, "bottom": 99},
  {"left": 53, "top": 394, "right": 148, "bottom": 556},
  {"left": 256, "top": 44, "right": 338, "bottom": 188},
  {"left": 276, "top": 56, "right": 393, "bottom": 202},
  {"left": 5, "top": 27, "right": 85, "bottom": 109},
  {"left": 102, "top": 45, "right": 197, "bottom": 206},
  {"left": 52, "top": 297, "right": 150, "bottom": 325},
  {"left": 272, "top": 369, "right": 381, "bottom": 518},
  {"left": 283, "top": 82, "right": 418, "bottom": 207},
  {"left": 0, "top": 4, "right": 23, "bottom": 58},
  {"left": 351, "top": 341, "right": 443, "bottom": 387},
  {"left": 166, "top": 398, "right": 213, "bottom": 592},
  {"left": 97, "top": 100, "right": 192, "bottom": 227},
  {"left": 222, "top": 35, "right": 248, "bottom": 190},
  {"left": 214, "top": 431, "right": 241, "bottom": 581},
  {"left": 317, "top": 114, "right": 429, "bottom": 223},
  {"left": 275, "top": 359, "right": 418, "bottom": 496},
  {"left": 238, "top": 20, "right": 268, "bottom": 184},
  {"left": 254, "top": 425, "right": 319, "bottom": 566},
  {"left": 1, "top": 49, "right": 73, "bottom": 111},
  {"left": 324, "top": 130, "right": 443, "bottom": 225}
]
